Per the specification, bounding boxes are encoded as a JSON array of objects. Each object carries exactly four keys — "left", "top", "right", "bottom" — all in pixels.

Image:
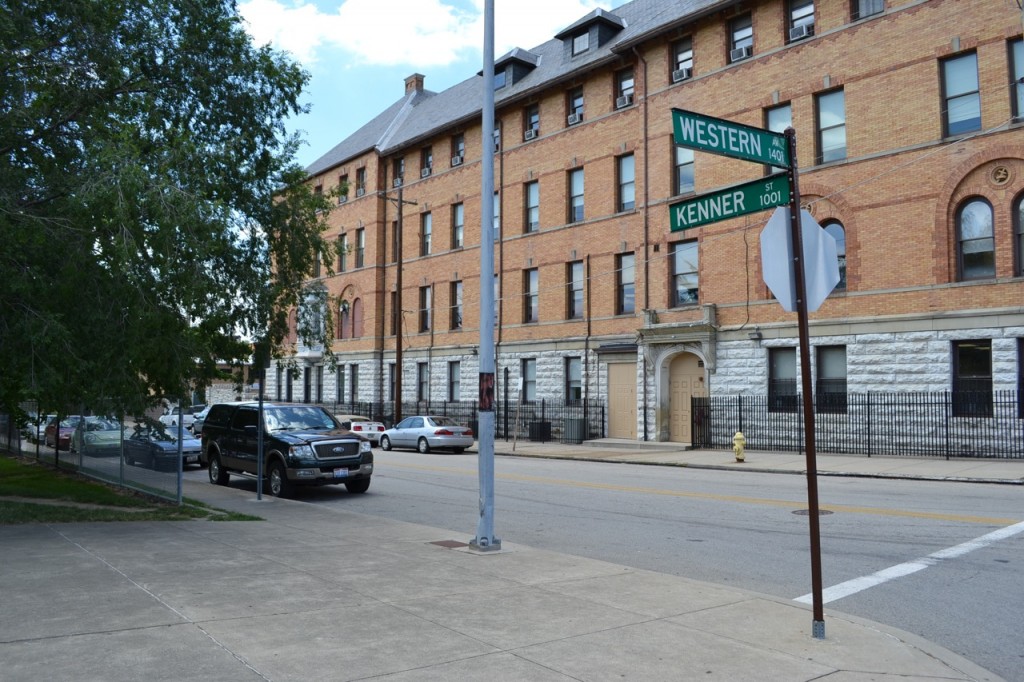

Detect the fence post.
[{"left": 944, "top": 391, "right": 951, "bottom": 460}]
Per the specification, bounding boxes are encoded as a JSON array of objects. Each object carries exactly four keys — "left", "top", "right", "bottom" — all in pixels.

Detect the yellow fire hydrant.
[{"left": 732, "top": 431, "right": 746, "bottom": 462}]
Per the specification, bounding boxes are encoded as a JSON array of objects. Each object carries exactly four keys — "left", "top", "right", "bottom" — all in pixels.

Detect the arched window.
[
  {"left": 352, "top": 298, "right": 364, "bottom": 338},
  {"left": 822, "top": 220, "right": 846, "bottom": 291},
  {"left": 1014, "top": 192, "right": 1024, "bottom": 277},
  {"left": 339, "top": 301, "right": 352, "bottom": 340},
  {"left": 956, "top": 198, "right": 994, "bottom": 280}
]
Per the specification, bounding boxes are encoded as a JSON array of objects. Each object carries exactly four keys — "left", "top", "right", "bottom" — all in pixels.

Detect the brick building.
[{"left": 272, "top": 0, "right": 1024, "bottom": 444}]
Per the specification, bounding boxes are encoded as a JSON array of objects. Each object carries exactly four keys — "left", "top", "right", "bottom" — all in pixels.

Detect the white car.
[
  {"left": 159, "top": 404, "right": 205, "bottom": 430},
  {"left": 380, "top": 415, "right": 474, "bottom": 453},
  {"left": 334, "top": 414, "right": 385, "bottom": 445}
]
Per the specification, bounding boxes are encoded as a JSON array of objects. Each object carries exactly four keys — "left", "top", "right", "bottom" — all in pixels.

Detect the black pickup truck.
[{"left": 200, "top": 402, "right": 373, "bottom": 497}]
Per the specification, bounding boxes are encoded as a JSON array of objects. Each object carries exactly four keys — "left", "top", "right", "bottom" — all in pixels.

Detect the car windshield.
[
  {"left": 84, "top": 418, "right": 119, "bottom": 432},
  {"left": 264, "top": 406, "right": 337, "bottom": 432},
  {"left": 59, "top": 416, "right": 83, "bottom": 428}
]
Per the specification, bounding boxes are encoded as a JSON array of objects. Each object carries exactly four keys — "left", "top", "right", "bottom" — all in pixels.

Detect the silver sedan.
[{"left": 380, "top": 415, "right": 474, "bottom": 453}]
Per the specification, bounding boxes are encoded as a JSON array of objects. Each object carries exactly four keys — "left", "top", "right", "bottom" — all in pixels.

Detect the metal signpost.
[{"left": 671, "top": 111, "right": 829, "bottom": 639}]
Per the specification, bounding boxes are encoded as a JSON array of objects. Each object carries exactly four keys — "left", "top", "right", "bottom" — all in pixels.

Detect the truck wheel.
[
  {"left": 345, "top": 478, "right": 371, "bottom": 494},
  {"left": 208, "top": 454, "right": 229, "bottom": 485},
  {"left": 268, "top": 460, "right": 292, "bottom": 498}
]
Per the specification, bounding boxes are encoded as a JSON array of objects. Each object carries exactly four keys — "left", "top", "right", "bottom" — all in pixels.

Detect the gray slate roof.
[{"left": 305, "top": 0, "right": 729, "bottom": 176}]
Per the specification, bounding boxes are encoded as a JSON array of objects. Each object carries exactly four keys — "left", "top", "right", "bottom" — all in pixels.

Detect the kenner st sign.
[{"left": 670, "top": 174, "right": 790, "bottom": 231}]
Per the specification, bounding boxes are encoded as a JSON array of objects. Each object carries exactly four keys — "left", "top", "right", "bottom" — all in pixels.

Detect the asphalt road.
[{"left": 285, "top": 451, "right": 1024, "bottom": 681}]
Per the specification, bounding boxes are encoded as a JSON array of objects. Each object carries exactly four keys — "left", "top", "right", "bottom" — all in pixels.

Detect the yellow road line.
[{"left": 384, "top": 461, "right": 1022, "bottom": 526}]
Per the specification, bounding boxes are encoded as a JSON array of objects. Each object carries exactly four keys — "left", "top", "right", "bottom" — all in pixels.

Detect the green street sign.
[
  {"left": 669, "top": 174, "right": 790, "bottom": 231},
  {"left": 672, "top": 108, "right": 790, "bottom": 168}
]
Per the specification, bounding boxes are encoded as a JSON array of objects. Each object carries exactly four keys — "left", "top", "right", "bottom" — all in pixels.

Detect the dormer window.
[
  {"left": 494, "top": 68, "right": 507, "bottom": 89},
  {"left": 572, "top": 32, "right": 589, "bottom": 55}
]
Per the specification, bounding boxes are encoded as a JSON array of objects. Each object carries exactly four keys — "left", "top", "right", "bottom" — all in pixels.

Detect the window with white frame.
[
  {"left": 730, "top": 14, "right": 753, "bottom": 61},
  {"left": 852, "top": 0, "right": 884, "bottom": 21},
  {"left": 524, "top": 103, "right": 540, "bottom": 138},
  {"left": 788, "top": 0, "right": 814, "bottom": 40},
  {"left": 450, "top": 280, "right": 463, "bottom": 330},
  {"left": 521, "top": 358, "right": 537, "bottom": 401},
  {"left": 565, "top": 357, "right": 582, "bottom": 403},
  {"left": 525, "top": 181, "right": 540, "bottom": 233},
  {"left": 419, "top": 285, "right": 432, "bottom": 332},
  {"left": 816, "top": 89, "right": 846, "bottom": 163},
  {"left": 942, "top": 52, "right": 981, "bottom": 136},
  {"left": 765, "top": 103, "right": 792, "bottom": 174},
  {"left": 448, "top": 361, "right": 460, "bottom": 402},
  {"left": 355, "top": 228, "right": 365, "bottom": 268},
  {"left": 822, "top": 221, "right": 847, "bottom": 290},
  {"left": 957, "top": 198, "right": 995, "bottom": 280},
  {"left": 618, "top": 154, "right": 635, "bottom": 212},
  {"left": 671, "top": 37, "right": 693, "bottom": 81},
  {"left": 420, "top": 212, "right": 432, "bottom": 256},
  {"left": 523, "top": 268, "right": 539, "bottom": 323},
  {"left": 567, "top": 261, "right": 584, "bottom": 320},
  {"left": 338, "top": 233, "right": 348, "bottom": 272},
  {"left": 675, "top": 145, "right": 694, "bottom": 195},
  {"left": 451, "top": 202, "right": 464, "bottom": 249},
  {"left": 417, "top": 362, "right": 429, "bottom": 402},
  {"left": 616, "top": 68, "right": 635, "bottom": 107},
  {"left": 617, "top": 253, "right": 635, "bottom": 315},
  {"left": 568, "top": 87, "right": 584, "bottom": 123},
  {"left": 671, "top": 241, "right": 698, "bottom": 306},
  {"left": 568, "top": 168, "right": 584, "bottom": 222}
]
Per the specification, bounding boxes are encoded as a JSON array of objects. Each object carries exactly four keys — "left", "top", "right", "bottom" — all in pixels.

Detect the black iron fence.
[
  {"left": 322, "top": 398, "right": 605, "bottom": 444},
  {"left": 693, "top": 390, "right": 1024, "bottom": 458}
]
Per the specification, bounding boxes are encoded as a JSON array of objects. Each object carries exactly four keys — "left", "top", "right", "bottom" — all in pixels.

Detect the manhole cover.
[
  {"left": 792, "top": 509, "right": 833, "bottom": 516},
  {"left": 430, "top": 540, "right": 469, "bottom": 548}
]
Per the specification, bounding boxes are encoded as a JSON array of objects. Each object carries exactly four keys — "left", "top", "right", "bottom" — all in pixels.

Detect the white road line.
[{"left": 795, "top": 520, "right": 1024, "bottom": 605}]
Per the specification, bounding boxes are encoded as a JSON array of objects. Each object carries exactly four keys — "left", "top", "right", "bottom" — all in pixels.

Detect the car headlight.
[
  {"left": 360, "top": 441, "right": 371, "bottom": 454},
  {"left": 289, "top": 445, "right": 315, "bottom": 458},
  {"left": 85, "top": 434, "right": 97, "bottom": 444}
]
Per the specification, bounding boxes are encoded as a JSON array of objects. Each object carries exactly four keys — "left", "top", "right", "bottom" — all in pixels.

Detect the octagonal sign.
[{"left": 760, "top": 207, "right": 839, "bottom": 313}]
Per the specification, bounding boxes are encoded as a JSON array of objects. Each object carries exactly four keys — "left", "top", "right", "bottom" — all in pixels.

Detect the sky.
[{"left": 238, "top": 0, "right": 630, "bottom": 169}]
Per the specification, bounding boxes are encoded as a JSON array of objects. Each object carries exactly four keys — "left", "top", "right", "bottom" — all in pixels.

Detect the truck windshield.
[{"left": 264, "top": 406, "right": 337, "bottom": 432}]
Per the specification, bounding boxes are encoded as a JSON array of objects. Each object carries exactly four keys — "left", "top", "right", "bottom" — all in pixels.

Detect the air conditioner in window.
[
  {"left": 451, "top": 155, "right": 463, "bottom": 166},
  {"left": 789, "top": 23, "right": 814, "bottom": 41},
  {"left": 420, "top": 167, "right": 432, "bottom": 178},
  {"left": 524, "top": 128, "right": 538, "bottom": 141},
  {"left": 567, "top": 113, "right": 582, "bottom": 126},
  {"left": 355, "top": 187, "right": 365, "bottom": 197},
  {"left": 671, "top": 67, "right": 692, "bottom": 83},
  {"left": 393, "top": 177, "right": 403, "bottom": 188},
  {"left": 338, "top": 195, "right": 348, "bottom": 204},
  {"left": 615, "top": 94, "right": 633, "bottom": 109},
  {"left": 730, "top": 45, "right": 752, "bottom": 62}
]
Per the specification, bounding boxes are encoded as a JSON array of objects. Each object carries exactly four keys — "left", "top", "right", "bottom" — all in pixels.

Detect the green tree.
[{"left": 0, "top": 0, "right": 335, "bottom": 421}]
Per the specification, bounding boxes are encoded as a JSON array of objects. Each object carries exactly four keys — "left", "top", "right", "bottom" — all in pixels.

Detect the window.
[
  {"left": 276, "top": 365, "right": 283, "bottom": 401},
  {"left": 567, "top": 261, "right": 584, "bottom": 319},
  {"left": 816, "top": 89, "right": 846, "bottom": 163},
  {"left": 493, "top": 190, "right": 500, "bottom": 241},
  {"left": 451, "top": 203, "right": 464, "bottom": 249},
  {"left": 312, "top": 250, "right": 321, "bottom": 278},
  {"left": 952, "top": 340, "right": 992, "bottom": 417},
  {"left": 349, "top": 364, "right": 358, "bottom": 403},
  {"left": 352, "top": 298, "right": 363, "bottom": 339},
  {"left": 823, "top": 221, "right": 847, "bottom": 290},
  {"left": 355, "top": 228, "right": 365, "bottom": 268},
  {"left": 420, "top": 212, "right": 432, "bottom": 256},
  {"left": 616, "top": 154, "right": 635, "bottom": 212},
  {"left": 674, "top": 145, "right": 695, "bottom": 195},
  {"left": 338, "top": 234, "right": 348, "bottom": 272},
  {"left": 671, "top": 37, "right": 693, "bottom": 81},
  {"left": 335, "top": 366, "right": 346, "bottom": 404},
  {"left": 452, "top": 133, "right": 465, "bottom": 164},
  {"left": 389, "top": 291, "right": 398, "bottom": 336},
  {"left": 568, "top": 168, "right": 584, "bottom": 222},
  {"left": 493, "top": 68, "right": 506, "bottom": 90},
  {"left": 769, "top": 347, "right": 798, "bottom": 412},
  {"left": 852, "top": 0, "right": 884, "bottom": 20},
  {"left": 521, "top": 359, "right": 537, "bottom": 401},
  {"left": 338, "top": 174, "right": 349, "bottom": 203},
  {"left": 730, "top": 14, "right": 753, "bottom": 61},
  {"left": 523, "top": 268, "right": 539, "bottom": 323},
  {"left": 416, "top": 362, "right": 429, "bottom": 402},
  {"left": 419, "top": 285, "right": 432, "bottom": 332},
  {"left": 616, "top": 68, "right": 635, "bottom": 107},
  {"left": 815, "top": 345, "right": 847, "bottom": 413},
  {"left": 450, "top": 281, "right": 463, "bottom": 330},
  {"left": 315, "top": 365, "right": 324, "bottom": 403},
  {"left": 1012, "top": 39, "right": 1024, "bottom": 119},
  {"left": 671, "top": 241, "right": 698, "bottom": 306},
  {"left": 572, "top": 32, "right": 589, "bottom": 55},
  {"left": 616, "top": 253, "right": 635, "bottom": 315},
  {"left": 524, "top": 103, "right": 540, "bottom": 139},
  {"left": 355, "top": 167, "right": 367, "bottom": 196},
  {"left": 285, "top": 365, "right": 293, "bottom": 401},
  {"left": 957, "top": 198, "right": 995, "bottom": 280},
  {"left": 392, "top": 157, "right": 404, "bottom": 185},
  {"left": 1016, "top": 194, "right": 1024, "bottom": 276},
  {"left": 524, "top": 181, "right": 540, "bottom": 233},
  {"left": 788, "top": 0, "right": 814, "bottom": 40},
  {"left": 448, "top": 361, "right": 461, "bottom": 402},
  {"left": 765, "top": 103, "right": 792, "bottom": 174},
  {"left": 338, "top": 299, "right": 351, "bottom": 339},
  {"left": 303, "top": 366, "right": 311, "bottom": 403},
  {"left": 942, "top": 52, "right": 981, "bottom": 136},
  {"left": 421, "top": 146, "right": 433, "bottom": 176},
  {"left": 568, "top": 87, "right": 584, "bottom": 124},
  {"left": 565, "top": 357, "right": 582, "bottom": 403}
]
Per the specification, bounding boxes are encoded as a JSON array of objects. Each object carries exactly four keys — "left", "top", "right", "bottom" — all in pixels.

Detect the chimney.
[{"left": 404, "top": 73, "right": 425, "bottom": 95}]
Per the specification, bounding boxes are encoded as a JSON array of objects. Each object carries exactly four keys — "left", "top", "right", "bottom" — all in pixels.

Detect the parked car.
[
  {"left": 44, "top": 416, "right": 83, "bottom": 451},
  {"left": 70, "top": 417, "right": 123, "bottom": 457},
  {"left": 189, "top": 405, "right": 211, "bottom": 435},
  {"left": 334, "top": 414, "right": 385, "bottom": 445},
  {"left": 159, "top": 403, "right": 206, "bottom": 430},
  {"left": 380, "top": 415, "right": 475, "bottom": 453},
  {"left": 21, "top": 413, "right": 55, "bottom": 444},
  {"left": 125, "top": 425, "right": 203, "bottom": 471},
  {"left": 200, "top": 402, "right": 373, "bottom": 497}
]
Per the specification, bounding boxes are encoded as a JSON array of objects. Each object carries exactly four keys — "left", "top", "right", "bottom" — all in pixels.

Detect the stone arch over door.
[{"left": 651, "top": 344, "right": 708, "bottom": 443}]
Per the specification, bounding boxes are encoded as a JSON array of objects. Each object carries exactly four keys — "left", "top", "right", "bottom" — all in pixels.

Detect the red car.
[{"left": 44, "top": 416, "right": 83, "bottom": 451}]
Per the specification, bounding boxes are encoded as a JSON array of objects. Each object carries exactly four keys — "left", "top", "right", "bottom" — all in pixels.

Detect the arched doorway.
[{"left": 668, "top": 353, "right": 706, "bottom": 443}]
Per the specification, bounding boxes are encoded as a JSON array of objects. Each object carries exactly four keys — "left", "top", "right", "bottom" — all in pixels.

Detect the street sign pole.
[{"left": 786, "top": 127, "right": 825, "bottom": 639}]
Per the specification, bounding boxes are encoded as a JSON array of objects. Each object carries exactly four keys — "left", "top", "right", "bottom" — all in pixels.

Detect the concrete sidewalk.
[{"left": 1, "top": 443, "right": 1012, "bottom": 681}]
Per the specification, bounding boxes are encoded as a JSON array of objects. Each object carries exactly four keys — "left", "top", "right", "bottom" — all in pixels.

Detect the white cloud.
[{"left": 239, "top": 0, "right": 610, "bottom": 67}]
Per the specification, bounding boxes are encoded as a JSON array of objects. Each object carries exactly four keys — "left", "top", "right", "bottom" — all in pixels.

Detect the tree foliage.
[{"left": 0, "top": 0, "right": 335, "bottom": 419}]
